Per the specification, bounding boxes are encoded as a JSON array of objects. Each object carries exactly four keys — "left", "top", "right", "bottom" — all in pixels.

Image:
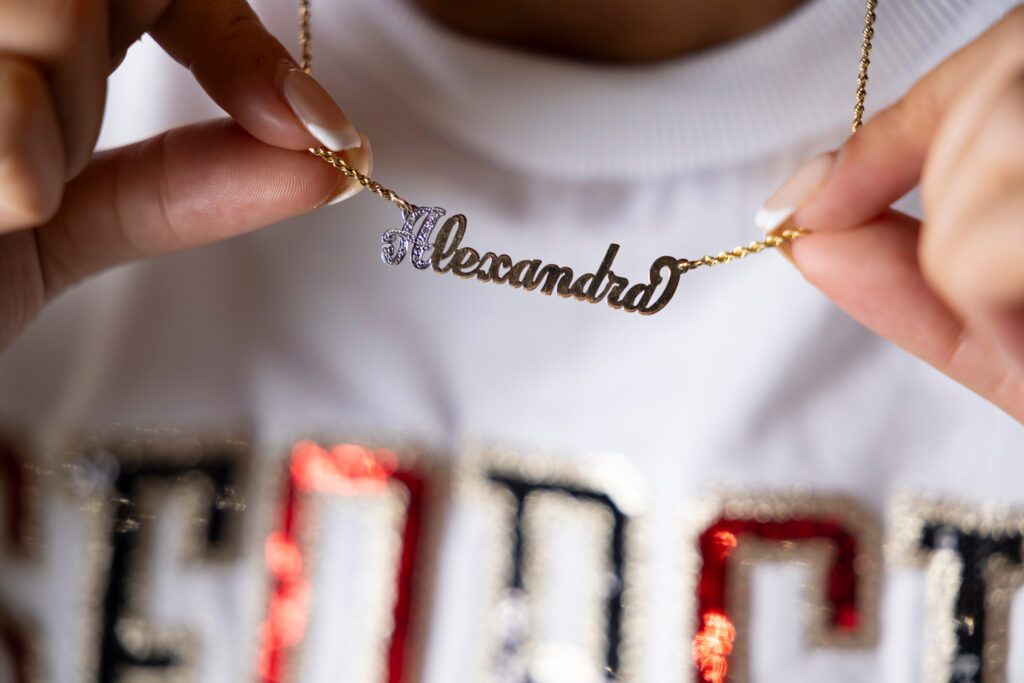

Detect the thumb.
[
  {"left": 150, "top": 0, "right": 363, "bottom": 153},
  {"left": 33, "top": 118, "right": 370, "bottom": 300},
  {"left": 756, "top": 7, "right": 1022, "bottom": 235}
]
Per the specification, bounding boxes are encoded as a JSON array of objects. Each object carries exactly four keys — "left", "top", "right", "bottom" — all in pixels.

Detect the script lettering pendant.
[
  {"left": 380, "top": 205, "right": 445, "bottom": 269},
  {"left": 379, "top": 205, "right": 681, "bottom": 315}
]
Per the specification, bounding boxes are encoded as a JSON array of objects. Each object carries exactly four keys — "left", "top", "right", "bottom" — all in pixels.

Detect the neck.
[{"left": 411, "top": 0, "right": 809, "bottom": 63}]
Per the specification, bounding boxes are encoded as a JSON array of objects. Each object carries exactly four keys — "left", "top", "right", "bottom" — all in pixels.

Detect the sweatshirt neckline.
[{"left": 314, "top": 0, "right": 997, "bottom": 180}]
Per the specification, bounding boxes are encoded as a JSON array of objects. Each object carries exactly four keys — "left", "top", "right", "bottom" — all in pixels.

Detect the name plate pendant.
[
  {"left": 379, "top": 205, "right": 684, "bottom": 316},
  {"left": 378, "top": 205, "right": 688, "bottom": 317}
]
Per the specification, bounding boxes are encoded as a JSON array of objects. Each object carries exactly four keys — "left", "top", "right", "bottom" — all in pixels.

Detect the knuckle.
[
  {"left": 0, "top": 59, "right": 49, "bottom": 110},
  {"left": 918, "top": 219, "right": 967, "bottom": 308},
  {"left": 0, "top": 182, "right": 59, "bottom": 230},
  {"left": 1001, "top": 4, "right": 1024, "bottom": 34},
  {"left": 919, "top": 173, "right": 940, "bottom": 214},
  {"left": 0, "top": 154, "right": 62, "bottom": 227},
  {"left": 212, "top": 5, "right": 282, "bottom": 70},
  {"left": 217, "top": 4, "right": 265, "bottom": 44},
  {"left": 887, "top": 86, "right": 937, "bottom": 138},
  {"left": 847, "top": 92, "right": 932, "bottom": 164},
  {"left": 37, "top": 0, "right": 98, "bottom": 54},
  {"left": 940, "top": 325, "right": 976, "bottom": 381},
  {"left": 991, "top": 6, "right": 1024, "bottom": 66},
  {"left": 224, "top": 12, "right": 263, "bottom": 40},
  {"left": 917, "top": 231, "right": 946, "bottom": 288},
  {"left": 0, "top": 62, "right": 64, "bottom": 228},
  {"left": 0, "top": 230, "right": 47, "bottom": 349}
]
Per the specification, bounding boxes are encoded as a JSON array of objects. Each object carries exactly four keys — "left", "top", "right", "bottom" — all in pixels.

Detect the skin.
[
  {"left": 0, "top": 0, "right": 1022, "bottom": 423},
  {"left": 0, "top": 0, "right": 366, "bottom": 346},
  {"left": 410, "top": 0, "right": 808, "bottom": 62},
  {"left": 786, "top": 8, "right": 1024, "bottom": 422}
]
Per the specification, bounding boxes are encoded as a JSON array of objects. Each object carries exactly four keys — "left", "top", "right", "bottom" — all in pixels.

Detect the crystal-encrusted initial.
[{"left": 380, "top": 205, "right": 446, "bottom": 268}]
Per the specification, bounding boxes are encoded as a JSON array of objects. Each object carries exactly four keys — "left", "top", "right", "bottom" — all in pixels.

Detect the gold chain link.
[
  {"left": 309, "top": 147, "right": 412, "bottom": 213},
  {"left": 298, "top": 0, "right": 877, "bottom": 268},
  {"left": 853, "top": 0, "right": 878, "bottom": 133},
  {"left": 298, "top": 0, "right": 312, "bottom": 73},
  {"left": 298, "top": 0, "right": 412, "bottom": 212},
  {"left": 677, "top": 228, "right": 807, "bottom": 273}
]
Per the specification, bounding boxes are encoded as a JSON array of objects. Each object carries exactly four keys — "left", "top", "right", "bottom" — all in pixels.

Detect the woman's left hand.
[{"left": 759, "top": 6, "right": 1024, "bottom": 423}]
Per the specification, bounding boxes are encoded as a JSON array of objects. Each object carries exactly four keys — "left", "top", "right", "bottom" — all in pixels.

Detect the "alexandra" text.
[{"left": 379, "top": 206, "right": 681, "bottom": 315}]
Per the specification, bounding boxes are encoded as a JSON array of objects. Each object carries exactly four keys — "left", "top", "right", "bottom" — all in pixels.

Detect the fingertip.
[
  {"left": 756, "top": 151, "right": 836, "bottom": 236},
  {"left": 321, "top": 133, "right": 372, "bottom": 207},
  {"left": 0, "top": 57, "right": 66, "bottom": 232},
  {"left": 279, "top": 65, "right": 362, "bottom": 152},
  {"left": 152, "top": 0, "right": 334, "bottom": 152},
  {"left": 979, "top": 306, "right": 1024, "bottom": 371}
]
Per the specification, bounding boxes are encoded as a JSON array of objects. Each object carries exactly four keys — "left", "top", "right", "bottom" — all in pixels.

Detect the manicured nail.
[
  {"left": 280, "top": 66, "right": 362, "bottom": 151},
  {"left": 755, "top": 151, "right": 836, "bottom": 234},
  {"left": 325, "top": 134, "right": 372, "bottom": 206}
]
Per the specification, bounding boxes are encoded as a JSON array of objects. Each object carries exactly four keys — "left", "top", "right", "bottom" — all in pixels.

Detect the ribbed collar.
[{"left": 309, "top": 0, "right": 1008, "bottom": 180}]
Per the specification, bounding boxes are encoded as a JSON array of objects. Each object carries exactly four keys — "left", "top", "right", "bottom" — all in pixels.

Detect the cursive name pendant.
[
  {"left": 382, "top": 204, "right": 683, "bottom": 315},
  {"left": 311, "top": 148, "right": 808, "bottom": 316},
  {"left": 298, "top": 0, "right": 878, "bottom": 316}
]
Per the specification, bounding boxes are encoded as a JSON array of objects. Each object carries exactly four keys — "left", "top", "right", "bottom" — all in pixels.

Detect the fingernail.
[
  {"left": 325, "top": 134, "right": 373, "bottom": 206},
  {"left": 755, "top": 151, "right": 836, "bottom": 234},
  {"left": 280, "top": 65, "right": 362, "bottom": 151}
]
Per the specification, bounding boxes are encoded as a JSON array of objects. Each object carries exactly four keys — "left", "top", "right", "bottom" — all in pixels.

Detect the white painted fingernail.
[
  {"left": 755, "top": 151, "right": 836, "bottom": 233},
  {"left": 281, "top": 66, "right": 362, "bottom": 151},
  {"left": 325, "top": 134, "right": 372, "bottom": 206}
]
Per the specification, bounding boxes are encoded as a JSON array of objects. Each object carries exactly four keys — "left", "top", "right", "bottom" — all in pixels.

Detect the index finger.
[
  {"left": 795, "top": 6, "right": 1024, "bottom": 233},
  {"left": 151, "top": 0, "right": 362, "bottom": 152}
]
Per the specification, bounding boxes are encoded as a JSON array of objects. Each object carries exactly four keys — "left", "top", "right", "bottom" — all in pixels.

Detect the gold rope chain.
[{"left": 298, "top": 0, "right": 878, "bottom": 273}]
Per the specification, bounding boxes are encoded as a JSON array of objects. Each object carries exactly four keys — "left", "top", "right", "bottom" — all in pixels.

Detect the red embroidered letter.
[
  {"left": 258, "top": 441, "right": 428, "bottom": 683},
  {"left": 689, "top": 492, "right": 880, "bottom": 683}
]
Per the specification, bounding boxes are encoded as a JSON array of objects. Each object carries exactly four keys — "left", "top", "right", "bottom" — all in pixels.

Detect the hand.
[
  {"left": 758, "top": 6, "right": 1024, "bottom": 423},
  {"left": 0, "top": 0, "right": 371, "bottom": 349}
]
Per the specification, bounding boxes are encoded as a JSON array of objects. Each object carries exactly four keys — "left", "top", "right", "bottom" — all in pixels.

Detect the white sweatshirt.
[{"left": 0, "top": 1, "right": 1022, "bottom": 682}]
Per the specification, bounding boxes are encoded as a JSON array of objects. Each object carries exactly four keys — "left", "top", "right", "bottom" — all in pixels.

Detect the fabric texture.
[{"left": 0, "top": 1, "right": 1021, "bottom": 681}]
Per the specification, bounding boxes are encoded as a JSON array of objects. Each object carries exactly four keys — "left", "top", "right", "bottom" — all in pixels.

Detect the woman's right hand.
[
  {"left": 0, "top": 0, "right": 371, "bottom": 349},
  {"left": 764, "top": 7, "right": 1024, "bottom": 423}
]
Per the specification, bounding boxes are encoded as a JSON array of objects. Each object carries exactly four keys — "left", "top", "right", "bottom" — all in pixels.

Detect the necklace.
[{"left": 299, "top": 0, "right": 879, "bottom": 315}]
